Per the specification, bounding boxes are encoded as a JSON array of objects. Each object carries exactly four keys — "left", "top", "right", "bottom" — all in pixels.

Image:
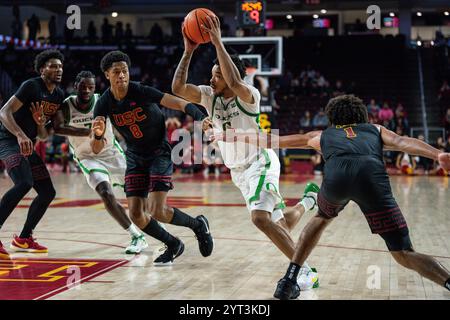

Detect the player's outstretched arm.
[
  {"left": 171, "top": 24, "right": 202, "bottom": 103},
  {"left": 379, "top": 125, "right": 450, "bottom": 170},
  {"left": 52, "top": 108, "right": 90, "bottom": 137},
  {"left": 160, "top": 93, "right": 212, "bottom": 130},
  {"left": 213, "top": 130, "right": 322, "bottom": 150},
  {"left": 0, "top": 95, "right": 33, "bottom": 156},
  {"left": 202, "top": 16, "right": 254, "bottom": 104},
  {"left": 90, "top": 116, "right": 106, "bottom": 154}
]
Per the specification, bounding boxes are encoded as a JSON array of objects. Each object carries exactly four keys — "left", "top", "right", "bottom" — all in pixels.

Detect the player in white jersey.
[
  {"left": 172, "top": 16, "right": 319, "bottom": 290},
  {"left": 52, "top": 71, "right": 147, "bottom": 254}
]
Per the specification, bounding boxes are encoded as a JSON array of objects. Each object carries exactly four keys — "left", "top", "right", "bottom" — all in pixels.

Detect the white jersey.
[
  {"left": 63, "top": 94, "right": 122, "bottom": 160},
  {"left": 199, "top": 85, "right": 263, "bottom": 169}
]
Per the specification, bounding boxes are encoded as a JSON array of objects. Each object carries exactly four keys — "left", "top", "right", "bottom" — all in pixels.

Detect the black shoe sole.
[{"left": 196, "top": 215, "right": 213, "bottom": 257}]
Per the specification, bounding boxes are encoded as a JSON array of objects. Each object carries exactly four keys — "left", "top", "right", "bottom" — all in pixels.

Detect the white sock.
[
  {"left": 299, "top": 196, "right": 315, "bottom": 212},
  {"left": 127, "top": 224, "right": 142, "bottom": 238}
]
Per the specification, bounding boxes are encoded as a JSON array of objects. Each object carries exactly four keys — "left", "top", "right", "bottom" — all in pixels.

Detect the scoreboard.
[{"left": 237, "top": 0, "right": 265, "bottom": 28}]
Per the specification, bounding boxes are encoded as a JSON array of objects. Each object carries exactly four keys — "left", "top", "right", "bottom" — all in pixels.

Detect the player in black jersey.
[
  {"left": 91, "top": 51, "right": 214, "bottom": 265},
  {"left": 0, "top": 50, "right": 65, "bottom": 259},
  {"left": 216, "top": 94, "right": 450, "bottom": 298}
]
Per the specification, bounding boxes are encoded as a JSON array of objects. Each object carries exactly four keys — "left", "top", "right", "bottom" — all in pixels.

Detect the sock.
[
  {"left": 284, "top": 262, "right": 301, "bottom": 281},
  {"left": 127, "top": 224, "right": 142, "bottom": 238},
  {"left": 142, "top": 218, "right": 178, "bottom": 247},
  {"left": 170, "top": 207, "right": 201, "bottom": 230},
  {"left": 299, "top": 196, "right": 315, "bottom": 212},
  {"left": 445, "top": 278, "right": 450, "bottom": 291}
]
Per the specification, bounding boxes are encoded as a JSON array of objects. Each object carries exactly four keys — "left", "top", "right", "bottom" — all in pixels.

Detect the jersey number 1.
[{"left": 344, "top": 127, "right": 357, "bottom": 138}]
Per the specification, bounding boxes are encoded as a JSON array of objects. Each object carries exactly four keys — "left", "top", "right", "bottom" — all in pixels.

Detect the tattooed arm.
[{"left": 171, "top": 24, "right": 202, "bottom": 103}]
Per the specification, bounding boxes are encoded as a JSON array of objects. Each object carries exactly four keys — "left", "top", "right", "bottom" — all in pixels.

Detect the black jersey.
[
  {"left": 93, "top": 81, "right": 167, "bottom": 154},
  {"left": 320, "top": 123, "right": 383, "bottom": 162},
  {"left": 0, "top": 77, "right": 64, "bottom": 142}
]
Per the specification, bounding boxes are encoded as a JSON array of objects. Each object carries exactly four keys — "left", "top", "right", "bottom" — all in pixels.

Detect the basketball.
[{"left": 184, "top": 8, "right": 217, "bottom": 44}]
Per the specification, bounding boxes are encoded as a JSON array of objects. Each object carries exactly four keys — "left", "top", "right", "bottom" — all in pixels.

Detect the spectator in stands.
[
  {"left": 299, "top": 110, "right": 312, "bottom": 129},
  {"left": 444, "top": 108, "right": 450, "bottom": 134},
  {"left": 27, "top": 14, "right": 40, "bottom": 41},
  {"left": 101, "top": 18, "right": 113, "bottom": 44},
  {"left": 367, "top": 98, "right": 380, "bottom": 114},
  {"left": 149, "top": 23, "right": 163, "bottom": 45},
  {"left": 332, "top": 79, "right": 345, "bottom": 97},
  {"left": 88, "top": 21, "right": 97, "bottom": 43},
  {"left": 312, "top": 72, "right": 329, "bottom": 97},
  {"left": 396, "top": 151, "right": 416, "bottom": 175},
  {"left": 11, "top": 16, "right": 22, "bottom": 40},
  {"left": 125, "top": 23, "right": 133, "bottom": 39},
  {"left": 394, "top": 103, "right": 409, "bottom": 132},
  {"left": 49, "top": 16, "right": 57, "bottom": 44},
  {"left": 115, "top": 21, "right": 124, "bottom": 42},
  {"left": 312, "top": 110, "right": 328, "bottom": 128},
  {"left": 437, "top": 136, "right": 446, "bottom": 151},
  {"left": 445, "top": 134, "right": 450, "bottom": 152},
  {"left": 378, "top": 102, "right": 394, "bottom": 127},
  {"left": 438, "top": 80, "right": 450, "bottom": 100}
]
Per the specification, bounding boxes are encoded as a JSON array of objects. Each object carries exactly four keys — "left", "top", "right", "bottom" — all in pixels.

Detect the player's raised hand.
[
  {"left": 92, "top": 116, "right": 106, "bottom": 137},
  {"left": 201, "top": 117, "right": 213, "bottom": 131},
  {"left": 30, "top": 101, "right": 46, "bottom": 126},
  {"left": 438, "top": 152, "right": 450, "bottom": 171},
  {"left": 182, "top": 22, "right": 199, "bottom": 53},
  {"left": 201, "top": 15, "right": 221, "bottom": 47}
]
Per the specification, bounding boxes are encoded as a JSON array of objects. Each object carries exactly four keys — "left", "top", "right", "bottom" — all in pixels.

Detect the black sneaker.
[
  {"left": 153, "top": 238, "right": 185, "bottom": 266},
  {"left": 194, "top": 215, "right": 214, "bottom": 257},
  {"left": 273, "top": 278, "right": 300, "bottom": 300}
]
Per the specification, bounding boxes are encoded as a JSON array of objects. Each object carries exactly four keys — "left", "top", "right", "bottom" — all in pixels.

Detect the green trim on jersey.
[
  {"left": 235, "top": 97, "right": 259, "bottom": 117},
  {"left": 211, "top": 95, "right": 218, "bottom": 119},
  {"left": 113, "top": 138, "right": 126, "bottom": 159},
  {"left": 248, "top": 149, "right": 272, "bottom": 204}
]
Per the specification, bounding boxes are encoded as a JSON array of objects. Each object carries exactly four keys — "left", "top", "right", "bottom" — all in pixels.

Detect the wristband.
[{"left": 185, "top": 103, "right": 207, "bottom": 121}]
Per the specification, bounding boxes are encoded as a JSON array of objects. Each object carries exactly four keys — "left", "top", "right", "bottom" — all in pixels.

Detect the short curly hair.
[
  {"left": 100, "top": 50, "right": 131, "bottom": 72},
  {"left": 75, "top": 70, "right": 95, "bottom": 83},
  {"left": 34, "top": 49, "right": 64, "bottom": 74},
  {"left": 213, "top": 54, "right": 246, "bottom": 79},
  {"left": 325, "top": 94, "right": 368, "bottom": 126}
]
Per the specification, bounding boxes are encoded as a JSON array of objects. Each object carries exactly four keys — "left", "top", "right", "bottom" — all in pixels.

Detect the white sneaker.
[
  {"left": 297, "top": 267, "right": 319, "bottom": 291},
  {"left": 125, "top": 234, "right": 148, "bottom": 254}
]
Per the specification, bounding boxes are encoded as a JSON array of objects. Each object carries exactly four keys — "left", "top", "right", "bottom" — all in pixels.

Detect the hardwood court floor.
[{"left": 0, "top": 172, "right": 449, "bottom": 300}]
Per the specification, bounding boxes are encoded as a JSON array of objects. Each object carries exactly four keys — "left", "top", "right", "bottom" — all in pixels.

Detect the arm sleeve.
[
  {"left": 198, "top": 85, "right": 214, "bottom": 115},
  {"left": 141, "top": 85, "right": 165, "bottom": 104},
  {"left": 14, "top": 79, "right": 37, "bottom": 104}
]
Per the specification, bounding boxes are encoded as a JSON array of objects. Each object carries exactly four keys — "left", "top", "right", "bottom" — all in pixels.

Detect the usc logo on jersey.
[
  {"left": 113, "top": 107, "right": 147, "bottom": 139},
  {"left": 41, "top": 101, "right": 60, "bottom": 116},
  {"left": 113, "top": 107, "right": 147, "bottom": 126}
]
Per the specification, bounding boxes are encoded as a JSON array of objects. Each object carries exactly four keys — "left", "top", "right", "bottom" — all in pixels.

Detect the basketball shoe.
[
  {"left": 10, "top": 234, "right": 48, "bottom": 253},
  {"left": 297, "top": 266, "right": 319, "bottom": 290},
  {"left": 0, "top": 241, "right": 10, "bottom": 260},
  {"left": 299, "top": 182, "right": 320, "bottom": 211},
  {"left": 193, "top": 215, "right": 214, "bottom": 257},
  {"left": 274, "top": 277, "right": 300, "bottom": 300},
  {"left": 125, "top": 234, "right": 148, "bottom": 254},
  {"left": 153, "top": 238, "right": 184, "bottom": 266}
]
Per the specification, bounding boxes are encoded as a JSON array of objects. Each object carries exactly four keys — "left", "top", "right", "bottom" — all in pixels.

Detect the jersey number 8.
[{"left": 129, "top": 124, "right": 143, "bottom": 139}]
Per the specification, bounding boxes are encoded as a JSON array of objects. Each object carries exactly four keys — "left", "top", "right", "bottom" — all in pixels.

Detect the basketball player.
[
  {"left": 91, "top": 51, "right": 214, "bottom": 265},
  {"left": 217, "top": 95, "right": 450, "bottom": 299},
  {"left": 0, "top": 50, "right": 64, "bottom": 259},
  {"left": 172, "top": 16, "right": 319, "bottom": 289},
  {"left": 52, "top": 70, "right": 147, "bottom": 254}
]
